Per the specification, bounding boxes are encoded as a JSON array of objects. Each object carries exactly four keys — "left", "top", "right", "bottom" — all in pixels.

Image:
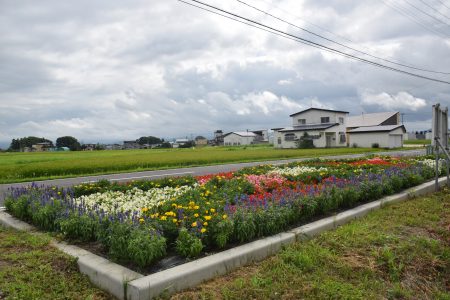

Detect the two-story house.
[{"left": 273, "top": 108, "right": 348, "bottom": 148}]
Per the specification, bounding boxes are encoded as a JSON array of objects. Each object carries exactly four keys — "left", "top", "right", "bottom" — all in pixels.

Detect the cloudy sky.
[{"left": 1, "top": 0, "right": 450, "bottom": 147}]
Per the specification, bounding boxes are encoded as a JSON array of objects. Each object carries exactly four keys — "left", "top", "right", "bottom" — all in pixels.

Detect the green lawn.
[
  {"left": 404, "top": 139, "right": 431, "bottom": 145},
  {"left": 173, "top": 188, "right": 450, "bottom": 300},
  {"left": 0, "top": 146, "right": 398, "bottom": 183},
  {"left": 0, "top": 227, "right": 113, "bottom": 299}
]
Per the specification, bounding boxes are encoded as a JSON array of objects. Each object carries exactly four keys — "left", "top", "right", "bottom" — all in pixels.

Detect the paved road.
[{"left": 0, "top": 149, "right": 425, "bottom": 206}]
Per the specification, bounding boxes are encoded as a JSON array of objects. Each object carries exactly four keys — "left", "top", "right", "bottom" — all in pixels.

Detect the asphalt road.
[{"left": 0, "top": 148, "right": 425, "bottom": 206}]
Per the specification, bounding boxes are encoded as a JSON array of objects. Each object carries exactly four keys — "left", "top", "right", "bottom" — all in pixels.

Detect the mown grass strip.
[
  {"left": 172, "top": 188, "right": 450, "bottom": 300},
  {"left": 0, "top": 227, "right": 113, "bottom": 299},
  {"left": 0, "top": 146, "right": 403, "bottom": 183}
]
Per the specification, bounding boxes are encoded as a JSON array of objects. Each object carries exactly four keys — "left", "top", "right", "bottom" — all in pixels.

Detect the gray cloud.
[{"left": 0, "top": 0, "right": 449, "bottom": 148}]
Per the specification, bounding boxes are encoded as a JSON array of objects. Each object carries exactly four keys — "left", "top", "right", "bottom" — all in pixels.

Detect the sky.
[{"left": 1, "top": 0, "right": 450, "bottom": 147}]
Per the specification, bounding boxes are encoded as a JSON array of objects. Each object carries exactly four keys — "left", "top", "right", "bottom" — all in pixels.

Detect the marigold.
[
  {"left": 222, "top": 214, "right": 228, "bottom": 220},
  {"left": 194, "top": 213, "right": 199, "bottom": 218},
  {"left": 203, "top": 222, "right": 208, "bottom": 226},
  {"left": 192, "top": 221, "right": 197, "bottom": 227},
  {"left": 204, "top": 215, "right": 212, "bottom": 221},
  {"left": 201, "top": 228, "right": 206, "bottom": 233}
]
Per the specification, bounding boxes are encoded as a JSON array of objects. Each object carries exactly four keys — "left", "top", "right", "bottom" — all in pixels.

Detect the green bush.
[
  {"left": 176, "top": 228, "right": 203, "bottom": 258},
  {"left": 233, "top": 210, "right": 257, "bottom": 242},
  {"left": 211, "top": 219, "right": 234, "bottom": 248},
  {"left": 107, "top": 222, "right": 132, "bottom": 262},
  {"left": 127, "top": 226, "right": 166, "bottom": 268},
  {"left": 31, "top": 199, "right": 63, "bottom": 231},
  {"left": 57, "top": 213, "right": 98, "bottom": 242}
]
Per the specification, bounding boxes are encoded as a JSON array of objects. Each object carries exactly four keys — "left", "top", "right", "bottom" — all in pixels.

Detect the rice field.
[{"left": 0, "top": 146, "right": 395, "bottom": 183}]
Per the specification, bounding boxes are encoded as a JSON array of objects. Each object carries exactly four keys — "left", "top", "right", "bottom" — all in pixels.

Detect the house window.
[
  {"left": 339, "top": 117, "right": 344, "bottom": 124},
  {"left": 277, "top": 137, "right": 281, "bottom": 144},
  {"left": 285, "top": 133, "right": 295, "bottom": 141},
  {"left": 298, "top": 119, "right": 306, "bottom": 124},
  {"left": 321, "top": 117, "right": 330, "bottom": 123},
  {"left": 339, "top": 132, "right": 346, "bottom": 143}
]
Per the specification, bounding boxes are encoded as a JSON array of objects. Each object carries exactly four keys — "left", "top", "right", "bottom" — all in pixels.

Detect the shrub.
[
  {"left": 107, "top": 222, "right": 132, "bottom": 262},
  {"left": 211, "top": 219, "right": 234, "bottom": 248},
  {"left": 372, "top": 143, "right": 380, "bottom": 148},
  {"left": 127, "top": 226, "right": 166, "bottom": 268},
  {"left": 233, "top": 210, "right": 257, "bottom": 242},
  {"left": 31, "top": 199, "right": 63, "bottom": 231},
  {"left": 5, "top": 195, "right": 32, "bottom": 221},
  {"left": 176, "top": 227, "right": 203, "bottom": 258},
  {"left": 57, "top": 213, "right": 98, "bottom": 242}
]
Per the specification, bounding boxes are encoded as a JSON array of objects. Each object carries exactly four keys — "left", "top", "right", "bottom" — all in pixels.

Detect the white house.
[
  {"left": 348, "top": 125, "right": 406, "bottom": 148},
  {"left": 223, "top": 130, "right": 268, "bottom": 146},
  {"left": 273, "top": 108, "right": 348, "bottom": 148},
  {"left": 346, "top": 111, "right": 404, "bottom": 148}
]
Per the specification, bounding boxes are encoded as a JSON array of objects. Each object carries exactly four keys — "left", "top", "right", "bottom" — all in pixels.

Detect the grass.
[
  {"left": 0, "top": 226, "right": 113, "bottom": 299},
  {"left": 0, "top": 146, "right": 401, "bottom": 183},
  {"left": 404, "top": 139, "right": 431, "bottom": 145},
  {"left": 172, "top": 188, "right": 450, "bottom": 300}
]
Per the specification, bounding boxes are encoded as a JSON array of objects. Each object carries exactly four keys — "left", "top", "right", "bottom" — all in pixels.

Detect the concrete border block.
[
  {"left": 127, "top": 232, "right": 296, "bottom": 300},
  {"left": 289, "top": 217, "right": 334, "bottom": 241},
  {"left": 0, "top": 211, "right": 35, "bottom": 231},
  {"left": 333, "top": 201, "right": 381, "bottom": 227}
]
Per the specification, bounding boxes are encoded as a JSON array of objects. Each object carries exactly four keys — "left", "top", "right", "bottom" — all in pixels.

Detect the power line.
[
  {"left": 416, "top": 0, "right": 450, "bottom": 21},
  {"left": 402, "top": 0, "right": 450, "bottom": 27},
  {"left": 434, "top": 0, "right": 450, "bottom": 11},
  {"left": 253, "top": 0, "right": 450, "bottom": 74},
  {"left": 236, "top": 0, "right": 450, "bottom": 74},
  {"left": 381, "top": 0, "right": 450, "bottom": 38},
  {"left": 177, "top": 0, "right": 450, "bottom": 84}
]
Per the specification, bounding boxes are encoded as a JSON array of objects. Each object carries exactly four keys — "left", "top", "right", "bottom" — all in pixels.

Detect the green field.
[
  {"left": 404, "top": 139, "right": 431, "bottom": 145},
  {"left": 0, "top": 146, "right": 406, "bottom": 184}
]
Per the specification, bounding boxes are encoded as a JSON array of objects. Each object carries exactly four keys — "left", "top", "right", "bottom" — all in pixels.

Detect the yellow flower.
[
  {"left": 204, "top": 215, "right": 212, "bottom": 221},
  {"left": 210, "top": 208, "right": 216, "bottom": 213},
  {"left": 189, "top": 201, "right": 195, "bottom": 206},
  {"left": 139, "top": 218, "right": 145, "bottom": 224},
  {"left": 160, "top": 216, "right": 167, "bottom": 221},
  {"left": 191, "top": 221, "right": 197, "bottom": 227},
  {"left": 194, "top": 213, "right": 199, "bottom": 218},
  {"left": 203, "top": 222, "right": 208, "bottom": 226},
  {"left": 222, "top": 214, "right": 228, "bottom": 220},
  {"left": 194, "top": 205, "right": 200, "bottom": 210},
  {"left": 172, "top": 218, "right": 178, "bottom": 223},
  {"left": 201, "top": 228, "right": 207, "bottom": 233},
  {"left": 142, "top": 207, "right": 148, "bottom": 212}
]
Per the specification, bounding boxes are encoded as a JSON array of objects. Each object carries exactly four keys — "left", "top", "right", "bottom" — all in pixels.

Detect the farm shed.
[
  {"left": 348, "top": 125, "right": 406, "bottom": 148},
  {"left": 223, "top": 132, "right": 257, "bottom": 146}
]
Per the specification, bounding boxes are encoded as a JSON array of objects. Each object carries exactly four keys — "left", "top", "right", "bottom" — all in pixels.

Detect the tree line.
[{"left": 7, "top": 135, "right": 168, "bottom": 151}]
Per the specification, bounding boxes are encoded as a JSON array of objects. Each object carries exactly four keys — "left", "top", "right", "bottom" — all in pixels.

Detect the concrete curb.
[
  {"left": 0, "top": 212, "right": 143, "bottom": 300},
  {"left": 0, "top": 177, "right": 447, "bottom": 300}
]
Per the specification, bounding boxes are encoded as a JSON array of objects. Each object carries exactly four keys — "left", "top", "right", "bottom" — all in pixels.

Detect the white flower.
[
  {"left": 269, "top": 166, "right": 328, "bottom": 177},
  {"left": 73, "top": 185, "right": 196, "bottom": 215}
]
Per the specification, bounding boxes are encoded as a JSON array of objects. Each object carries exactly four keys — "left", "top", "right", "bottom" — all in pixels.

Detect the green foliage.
[
  {"left": 107, "top": 222, "right": 132, "bottom": 262},
  {"left": 5, "top": 195, "right": 32, "bottom": 221},
  {"left": 8, "top": 136, "right": 53, "bottom": 151},
  {"left": 57, "top": 214, "right": 98, "bottom": 242},
  {"left": 31, "top": 199, "right": 63, "bottom": 231},
  {"left": 371, "top": 143, "right": 380, "bottom": 148},
  {"left": 212, "top": 219, "right": 234, "bottom": 248},
  {"left": 296, "top": 132, "right": 315, "bottom": 149},
  {"left": 136, "top": 136, "right": 162, "bottom": 145},
  {"left": 127, "top": 226, "right": 166, "bottom": 268},
  {"left": 56, "top": 136, "right": 81, "bottom": 151},
  {"left": 176, "top": 227, "right": 204, "bottom": 258},
  {"left": 233, "top": 210, "right": 256, "bottom": 243}
]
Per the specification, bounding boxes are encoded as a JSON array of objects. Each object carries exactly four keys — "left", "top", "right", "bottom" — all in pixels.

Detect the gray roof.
[
  {"left": 277, "top": 123, "right": 339, "bottom": 132},
  {"left": 347, "top": 112, "right": 398, "bottom": 128},
  {"left": 290, "top": 108, "right": 349, "bottom": 117},
  {"left": 348, "top": 125, "right": 406, "bottom": 133},
  {"left": 223, "top": 131, "right": 257, "bottom": 137}
]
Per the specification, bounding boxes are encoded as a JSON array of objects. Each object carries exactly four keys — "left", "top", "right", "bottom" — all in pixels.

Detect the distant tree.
[
  {"left": 179, "top": 141, "right": 195, "bottom": 148},
  {"left": 94, "top": 143, "right": 105, "bottom": 150},
  {"left": 8, "top": 136, "right": 53, "bottom": 151},
  {"left": 56, "top": 136, "right": 81, "bottom": 151},
  {"left": 158, "top": 142, "right": 172, "bottom": 148},
  {"left": 136, "top": 136, "right": 162, "bottom": 145}
]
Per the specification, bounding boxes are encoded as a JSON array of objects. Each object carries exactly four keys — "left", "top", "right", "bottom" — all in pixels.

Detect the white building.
[
  {"left": 273, "top": 108, "right": 348, "bottom": 148},
  {"left": 347, "top": 112, "right": 400, "bottom": 130},
  {"left": 348, "top": 125, "right": 406, "bottom": 148},
  {"left": 223, "top": 130, "right": 268, "bottom": 146}
]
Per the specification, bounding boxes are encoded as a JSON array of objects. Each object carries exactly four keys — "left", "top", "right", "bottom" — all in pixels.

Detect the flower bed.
[{"left": 4, "top": 155, "right": 444, "bottom": 271}]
